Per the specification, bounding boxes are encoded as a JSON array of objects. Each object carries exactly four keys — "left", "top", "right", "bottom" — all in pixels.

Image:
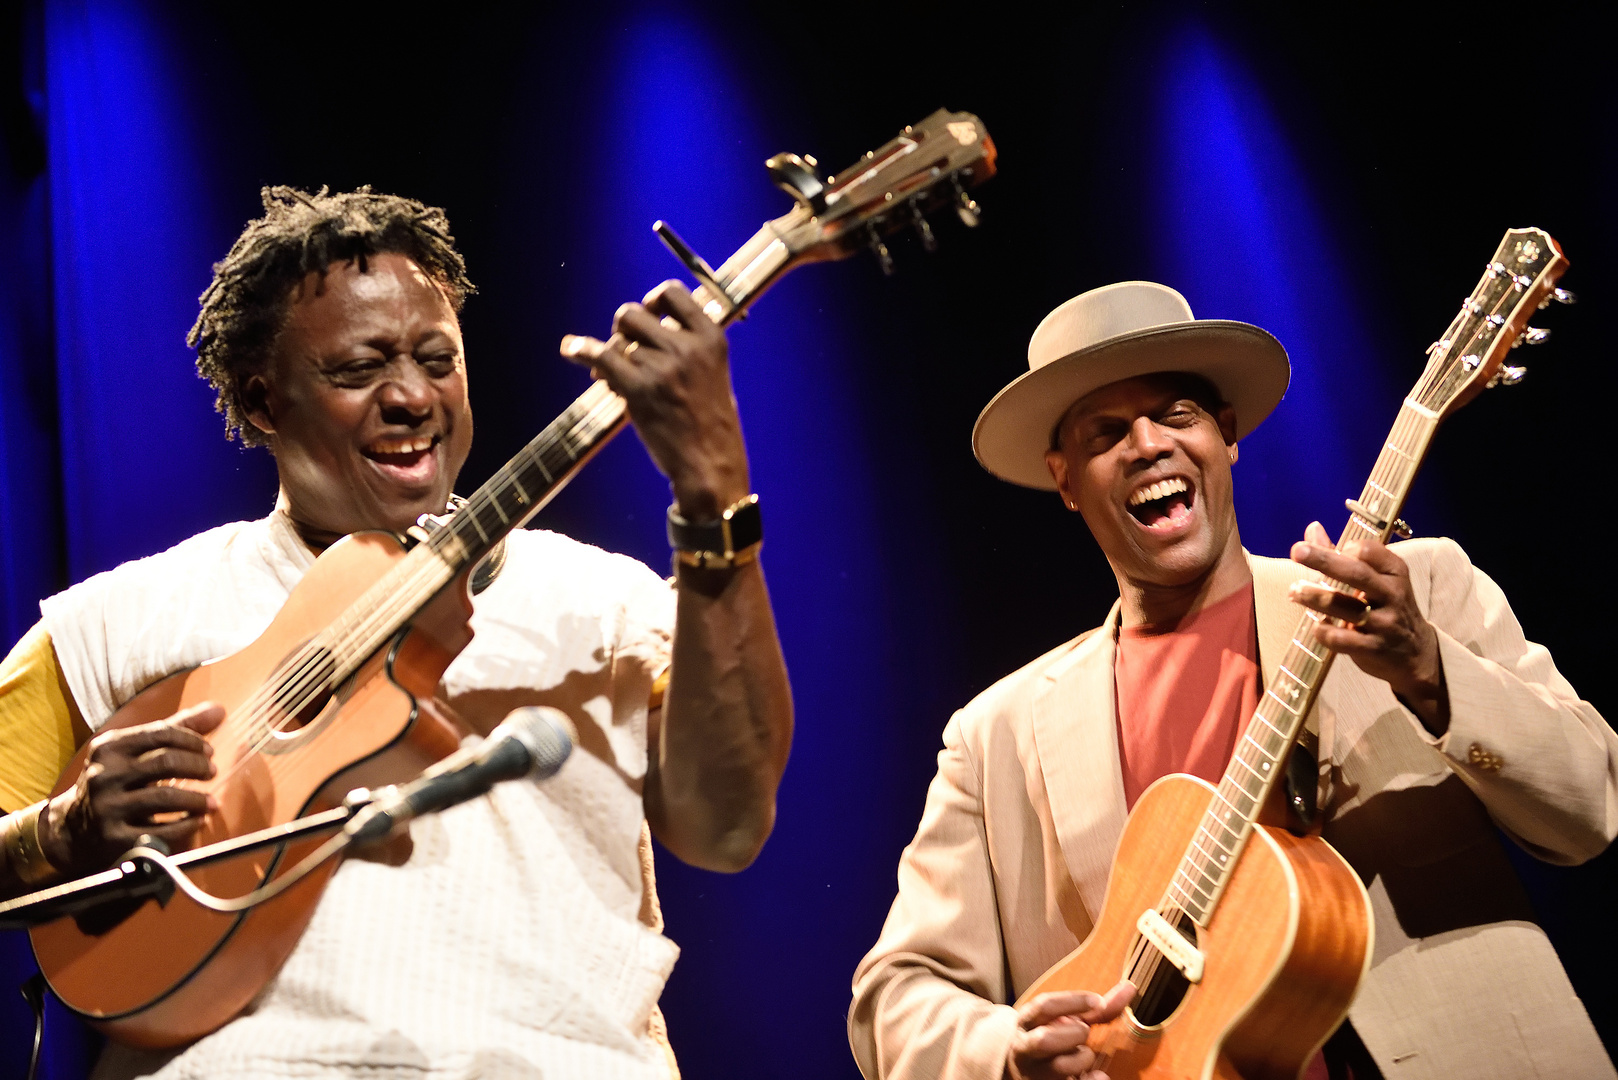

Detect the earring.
[{"left": 1065, "top": 499, "right": 1076, "bottom": 510}]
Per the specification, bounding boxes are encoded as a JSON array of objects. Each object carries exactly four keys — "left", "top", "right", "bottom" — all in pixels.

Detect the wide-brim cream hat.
[{"left": 972, "top": 282, "right": 1290, "bottom": 490}]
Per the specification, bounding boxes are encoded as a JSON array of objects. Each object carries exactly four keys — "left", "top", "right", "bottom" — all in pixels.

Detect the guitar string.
[
  {"left": 215, "top": 350, "right": 631, "bottom": 784},
  {"left": 1108, "top": 264, "right": 1540, "bottom": 1022},
  {"left": 170, "top": 234, "right": 764, "bottom": 808},
  {"left": 199, "top": 380, "right": 631, "bottom": 805},
  {"left": 130, "top": 180, "right": 888, "bottom": 901},
  {"left": 1124, "top": 365, "right": 1434, "bottom": 994},
  {"left": 198, "top": 548, "right": 455, "bottom": 798},
  {"left": 1022, "top": 261, "right": 1530, "bottom": 1019},
  {"left": 1116, "top": 269, "right": 1530, "bottom": 1006},
  {"left": 177, "top": 222, "right": 943, "bottom": 877},
  {"left": 115, "top": 158, "right": 951, "bottom": 897},
  {"left": 201, "top": 417, "right": 578, "bottom": 797},
  {"left": 182, "top": 177, "right": 893, "bottom": 859}
]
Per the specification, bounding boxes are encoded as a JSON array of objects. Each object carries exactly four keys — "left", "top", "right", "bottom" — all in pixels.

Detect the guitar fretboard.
[
  {"left": 1167, "top": 400, "right": 1438, "bottom": 925},
  {"left": 291, "top": 225, "right": 799, "bottom": 704}
]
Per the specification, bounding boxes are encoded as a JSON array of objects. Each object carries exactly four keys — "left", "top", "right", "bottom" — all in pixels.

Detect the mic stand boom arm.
[
  {"left": 0, "top": 800, "right": 362, "bottom": 931},
  {"left": 3, "top": 703, "right": 576, "bottom": 930}
]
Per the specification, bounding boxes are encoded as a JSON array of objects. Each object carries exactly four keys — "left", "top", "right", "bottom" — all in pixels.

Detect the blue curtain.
[
  {"left": 40, "top": 0, "right": 276, "bottom": 584},
  {"left": 0, "top": 3, "right": 58, "bottom": 652}
]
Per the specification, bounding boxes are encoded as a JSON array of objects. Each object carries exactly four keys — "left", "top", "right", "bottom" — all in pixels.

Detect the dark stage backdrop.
[{"left": 3, "top": 2, "right": 1614, "bottom": 1076}]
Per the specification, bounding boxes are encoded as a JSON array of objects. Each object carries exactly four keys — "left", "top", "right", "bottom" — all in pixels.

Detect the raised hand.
[
  {"left": 1288, "top": 521, "right": 1449, "bottom": 734},
  {"left": 560, "top": 280, "right": 749, "bottom": 523}
]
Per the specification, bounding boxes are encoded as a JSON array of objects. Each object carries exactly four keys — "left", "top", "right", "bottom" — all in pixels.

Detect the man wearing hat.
[{"left": 848, "top": 283, "right": 1618, "bottom": 1080}]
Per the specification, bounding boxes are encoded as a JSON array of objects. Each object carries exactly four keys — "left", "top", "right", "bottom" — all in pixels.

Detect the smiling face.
[
  {"left": 1045, "top": 372, "right": 1248, "bottom": 621},
  {"left": 244, "top": 252, "right": 473, "bottom": 538}
]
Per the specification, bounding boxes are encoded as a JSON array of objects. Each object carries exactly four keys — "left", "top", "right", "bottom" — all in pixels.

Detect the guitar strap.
[
  {"left": 1251, "top": 551, "right": 1327, "bottom": 834},
  {"left": 1284, "top": 725, "right": 1320, "bottom": 833}
]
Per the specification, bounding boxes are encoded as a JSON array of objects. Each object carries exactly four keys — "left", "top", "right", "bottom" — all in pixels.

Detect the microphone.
[{"left": 344, "top": 706, "right": 575, "bottom": 846}]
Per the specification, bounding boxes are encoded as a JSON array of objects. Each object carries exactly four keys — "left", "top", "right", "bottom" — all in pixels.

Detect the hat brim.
[{"left": 972, "top": 320, "right": 1290, "bottom": 490}]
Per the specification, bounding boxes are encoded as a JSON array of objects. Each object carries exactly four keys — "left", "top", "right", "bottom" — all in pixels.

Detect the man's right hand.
[
  {"left": 38, "top": 702, "right": 223, "bottom": 876},
  {"left": 1008, "top": 981, "right": 1135, "bottom": 1080}
]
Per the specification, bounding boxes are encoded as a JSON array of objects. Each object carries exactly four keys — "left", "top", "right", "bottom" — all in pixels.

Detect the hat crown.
[{"left": 1028, "top": 281, "right": 1195, "bottom": 371}]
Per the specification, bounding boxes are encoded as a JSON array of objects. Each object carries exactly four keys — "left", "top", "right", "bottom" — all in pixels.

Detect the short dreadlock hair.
[{"left": 189, "top": 185, "right": 476, "bottom": 446}]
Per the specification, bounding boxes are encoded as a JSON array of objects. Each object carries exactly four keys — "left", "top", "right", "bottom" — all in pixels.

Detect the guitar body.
[
  {"left": 1020, "top": 775, "right": 1372, "bottom": 1080},
  {"left": 29, "top": 531, "right": 468, "bottom": 1048}
]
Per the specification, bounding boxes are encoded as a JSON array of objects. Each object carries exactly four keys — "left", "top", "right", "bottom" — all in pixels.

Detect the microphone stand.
[{"left": 0, "top": 800, "right": 366, "bottom": 932}]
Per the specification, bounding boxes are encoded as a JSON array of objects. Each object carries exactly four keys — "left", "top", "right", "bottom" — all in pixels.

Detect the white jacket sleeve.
[
  {"left": 1418, "top": 537, "right": 1618, "bottom": 863},
  {"left": 849, "top": 711, "right": 1019, "bottom": 1080}
]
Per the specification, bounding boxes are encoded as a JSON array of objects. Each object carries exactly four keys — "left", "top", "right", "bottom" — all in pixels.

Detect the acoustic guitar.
[
  {"left": 1017, "top": 228, "right": 1570, "bottom": 1079},
  {"left": 31, "top": 108, "right": 998, "bottom": 1049}
]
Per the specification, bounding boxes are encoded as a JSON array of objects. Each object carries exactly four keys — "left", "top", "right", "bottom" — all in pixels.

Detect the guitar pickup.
[{"left": 1137, "top": 908, "right": 1204, "bottom": 983}]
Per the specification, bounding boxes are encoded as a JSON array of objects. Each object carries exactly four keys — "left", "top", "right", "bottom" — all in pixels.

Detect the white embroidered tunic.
[{"left": 41, "top": 512, "right": 679, "bottom": 1080}]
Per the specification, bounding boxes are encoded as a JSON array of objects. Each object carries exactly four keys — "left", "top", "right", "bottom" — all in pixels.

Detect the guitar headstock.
[
  {"left": 652, "top": 108, "right": 995, "bottom": 323},
  {"left": 1415, "top": 227, "right": 1571, "bottom": 418},
  {"left": 768, "top": 108, "right": 997, "bottom": 271}
]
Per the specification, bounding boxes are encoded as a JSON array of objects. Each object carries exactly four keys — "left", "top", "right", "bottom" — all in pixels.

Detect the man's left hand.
[
  {"left": 1289, "top": 521, "right": 1449, "bottom": 736},
  {"left": 560, "top": 281, "right": 749, "bottom": 522}
]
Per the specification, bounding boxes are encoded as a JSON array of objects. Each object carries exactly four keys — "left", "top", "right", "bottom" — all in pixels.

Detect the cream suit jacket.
[{"left": 850, "top": 539, "right": 1618, "bottom": 1080}]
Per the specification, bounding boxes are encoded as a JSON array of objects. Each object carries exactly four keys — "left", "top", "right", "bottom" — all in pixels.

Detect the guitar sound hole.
[
  {"left": 1130, "top": 911, "right": 1196, "bottom": 1028},
  {"left": 267, "top": 646, "right": 338, "bottom": 735}
]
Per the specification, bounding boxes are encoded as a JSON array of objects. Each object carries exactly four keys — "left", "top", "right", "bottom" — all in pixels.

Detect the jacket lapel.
[{"left": 1031, "top": 601, "right": 1129, "bottom": 922}]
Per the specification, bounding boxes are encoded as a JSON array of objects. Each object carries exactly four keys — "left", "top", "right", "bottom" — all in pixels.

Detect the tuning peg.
[
  {"left": 1392, "top": 519, "right": 1413, "bottom": 540},
  {"left": 1554, "top": 287, "right": 1576, "bottom": 305},
  {"left": 765, "top": 153, "right": 827, "bottom": 215},
  {"left": 910, "top": 202, "right": 938, "bottom": 252},
  {"left": 868, "top": 225, "right": 895, "bottom": 276},
  {"left": 952, "top": 176, "right": 981, "bottom": 227},
  {"left": 1514, "top": 326, "right": 1551, "bottom": 348},
  {"left": 1487, "top": 365, "right": 1528, "bottom": 388}
]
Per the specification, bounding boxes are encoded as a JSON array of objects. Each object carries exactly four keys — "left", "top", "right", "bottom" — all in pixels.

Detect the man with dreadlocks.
[{"left": 0, "top": 187, "right": 793, "bottom": 1079}]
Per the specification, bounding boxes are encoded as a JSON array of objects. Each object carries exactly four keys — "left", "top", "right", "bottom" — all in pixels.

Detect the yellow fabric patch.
[
  {"left": 0, "top": 623, "right": 88, "bottom": 812},
  {"left": 647, "top": 664, "right": 671, "bottom": 712}
]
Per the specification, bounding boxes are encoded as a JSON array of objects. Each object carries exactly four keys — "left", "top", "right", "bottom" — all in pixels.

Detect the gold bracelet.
[
  {"left": 4, "top": 800, "right": 59, "bottom": 887},
  {"left": 672, "top": 542, "right": 762, "bottom": 571}
]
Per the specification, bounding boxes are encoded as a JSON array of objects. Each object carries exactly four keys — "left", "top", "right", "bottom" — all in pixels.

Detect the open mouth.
[
  {"left": 362, "top": 434, "right": 440, "bottom": 484},
  {"left": 1127, "top": 476, "right": 1194, "bottom": 531}
]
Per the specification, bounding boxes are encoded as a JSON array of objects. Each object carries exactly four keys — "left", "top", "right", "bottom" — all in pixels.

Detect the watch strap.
[{"left": 667, "top": 495, "right": 762, "bottom": 569}]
